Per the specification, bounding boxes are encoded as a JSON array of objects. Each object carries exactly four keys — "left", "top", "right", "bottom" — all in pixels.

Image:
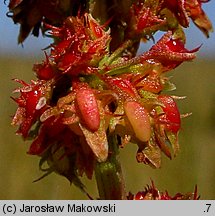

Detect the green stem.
[
  {"left": 106, "top": 40, "right": 133, "bottom": 66},
  {"left": 95, "top": 132, "right": 126, "bottom": 200}
]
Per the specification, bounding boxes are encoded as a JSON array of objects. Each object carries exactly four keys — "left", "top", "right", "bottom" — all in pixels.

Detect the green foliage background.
[{"left": 0, "top": 56, "right": 214, "bottom": 199}]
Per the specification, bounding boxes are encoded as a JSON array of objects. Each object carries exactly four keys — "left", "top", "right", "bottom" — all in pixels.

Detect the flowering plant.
[{"left": 7, "top": 0, "right": 212, "bottom": 199}]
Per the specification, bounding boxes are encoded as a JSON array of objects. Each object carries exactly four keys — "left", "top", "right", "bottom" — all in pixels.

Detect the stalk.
[{"left": 95, "top": 132, "right": 126, "bottom": 200}]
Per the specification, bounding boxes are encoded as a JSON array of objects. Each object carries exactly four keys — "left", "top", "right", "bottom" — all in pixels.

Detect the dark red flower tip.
[
  {"left": 166, "top": 38, "right": 202, "bottom": 54},
  {"left": 166, "top": 39, "right": 187, "bottom": 53}
]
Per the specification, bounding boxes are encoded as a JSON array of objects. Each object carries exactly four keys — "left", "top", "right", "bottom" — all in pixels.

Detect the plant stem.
[{"left": 95, "top": 132, "right": 126, "bottom": 200}]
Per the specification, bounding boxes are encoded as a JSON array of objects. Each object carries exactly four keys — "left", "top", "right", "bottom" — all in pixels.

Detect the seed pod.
[
  {"left": 124, "top": 101, "right": 151, "bottom": 142},
  {"left": 74, "top": 81, "right": 100, "bottom": 132}
]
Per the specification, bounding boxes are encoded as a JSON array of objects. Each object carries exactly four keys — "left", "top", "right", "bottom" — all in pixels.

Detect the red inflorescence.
[
  {"left": 128, "top": 181, "right": 200, "bottom": 200},
  {"left": 10, "top": 0, "right": 212, "bottom": 188}
]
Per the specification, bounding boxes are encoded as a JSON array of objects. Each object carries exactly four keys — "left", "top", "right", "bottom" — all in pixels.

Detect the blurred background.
[{"left": 0, "top": 1, "right": 214, "bottom": 199}]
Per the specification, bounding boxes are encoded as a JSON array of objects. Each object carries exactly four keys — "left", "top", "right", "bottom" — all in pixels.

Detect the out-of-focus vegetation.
[{"left": 0, "top": 56, "right": 214, "bottom": 199}]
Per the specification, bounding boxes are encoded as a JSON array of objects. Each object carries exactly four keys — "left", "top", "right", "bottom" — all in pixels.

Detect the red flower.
[
  {"left": 185, "top": 0, "right": 213, "bottom": 37},
  {"left": 48, "top": 15, "right": 110, "bottom": 76},
  {"left": 33, "top": 53, "right": 56, "bottom": 80},
  {"left": 163, "top": 0, "right": 213, "bottom": 37},
  {"left": 127, "top": 1, "right": 165, "bottom": 39},
  {"left": 11, "top": 79, "right": 52, "bottom": 138},
  {"left": 7, "top": 0, "right": 81, "bottom": 43},
  {"left": 128, "top": 181, "right": 199, "bottom": 200},
  {"left": 156, "top": 95, "right": 181, "bottom": 134},
  {"left": 29, "top": 119, "right": 96, "bottom": 182},
  {"left": 143, "top": 31, "right": 200, "bottom": 68},
  {"left": 132, "top": 70, "right": 163, "bottom": 94}
]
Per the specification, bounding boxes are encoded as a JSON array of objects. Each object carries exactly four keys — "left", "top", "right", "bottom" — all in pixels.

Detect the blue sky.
[{"left": 0, "top": 1, "right": 215, "bottom": 58}]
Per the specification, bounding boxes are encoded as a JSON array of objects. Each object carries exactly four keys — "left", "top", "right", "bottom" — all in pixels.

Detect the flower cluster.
[
  {"left": 10, "top": 0, "right": 212, "bottom": 189},
  {"left": 127, "top": 181, "right": 199, "bottom": 200},
  {"left": 7, "top": 0, "right": 213, "bottom": 43},
  {"left": 7, "top": 0, "right": 83, "bottom": 43}
]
